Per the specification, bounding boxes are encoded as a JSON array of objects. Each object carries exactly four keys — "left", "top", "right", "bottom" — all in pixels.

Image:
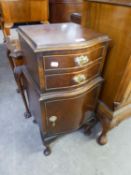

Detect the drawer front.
[
  {"left": 44, "top": 46, "right": 104, "bottom": 71},
  {"left": 45, "top": 84, "right": 101, "bottom": 134},
  {"left": 45, "top": 60, "right": 101, "bottom": 90}
]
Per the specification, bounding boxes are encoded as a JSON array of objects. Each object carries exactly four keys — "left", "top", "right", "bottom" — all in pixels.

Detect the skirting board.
[{"left": 97, "top": 101, "right": 131, "bottom": 121}]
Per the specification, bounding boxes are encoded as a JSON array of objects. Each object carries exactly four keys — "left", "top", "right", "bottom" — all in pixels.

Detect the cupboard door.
[{"left": 45, "top": 85, "right": 100, "bottom": 134}]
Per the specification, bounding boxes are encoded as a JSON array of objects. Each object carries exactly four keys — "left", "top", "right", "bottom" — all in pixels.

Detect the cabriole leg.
[
  {"left": 40, "top": 130, "right": 51, "bottom": 156},
  {"left": 97, "top": 116, "right": 111, "bottom": 145},
  {"left": 14, "top": 67, "right": 32, "bottom": 119}
]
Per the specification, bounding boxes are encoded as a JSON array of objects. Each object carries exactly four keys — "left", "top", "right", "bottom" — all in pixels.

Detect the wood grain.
[
  {"left": 1, "top": 0, "right": 49, "bottom": 23},
  {"left": 82, "top": 1, "right": 131, "bottom": 110},
  {"left": 49, "top": 0, "right": 83, "bottom": 22},
  {"left": 82, "top": 0, "right": 131, "bottom": 145}
]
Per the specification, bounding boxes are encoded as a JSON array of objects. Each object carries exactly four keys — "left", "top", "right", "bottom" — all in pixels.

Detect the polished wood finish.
[
  {"left": 18, "top": 23, "right": 109, "bottom": 51},
  {"left": 17, "top": 23, "right": 109, "bottom": 155},
  {"left": 114, "top": 56, "right": 131, "bottom": 109},
  {"left": 82, "top": 0, "right": 131, "bottom": 144},
  {"left": 44, "top": 46, "right": 104, "bottom": 70},
  {"left": 0, "top": 0, "right": 49, "bottom": 37},
  {"left": 49, "top": 0, "right": 82, "bottom": 22},
  {"left": 1, "top": 0, "right": 49, "bottom": 26},
  {"left": 97, "top": 102, "right": 131, "bottom": 145},
  {"left": 18, "top": 23, "right": 109, "bottom": 90},
  {"left": 45, "top": 84, "right": 101, "bottom": 134},
  {"left": 45, "top": 60, "right": 101, "bottom": 90}
]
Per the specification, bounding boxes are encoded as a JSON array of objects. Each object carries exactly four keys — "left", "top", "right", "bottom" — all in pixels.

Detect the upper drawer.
[{"left": 43, "top": 46, "right": 104, "bottom": 71}]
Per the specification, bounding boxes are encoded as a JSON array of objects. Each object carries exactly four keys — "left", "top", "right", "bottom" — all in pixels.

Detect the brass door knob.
[
  {"left": 75, "top": 55, "right": 89, "bottom": 66},
  {"left": 49, "top": 116, "right": 58, "bottom": 127}
]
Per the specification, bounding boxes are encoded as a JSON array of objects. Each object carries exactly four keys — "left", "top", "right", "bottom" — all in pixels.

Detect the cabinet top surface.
[
  {"left": 88, "top": 0, "right": 131, "bottom": 7},
  {"left": 18, "top": 23, "right": 109, "bottom": 52}
]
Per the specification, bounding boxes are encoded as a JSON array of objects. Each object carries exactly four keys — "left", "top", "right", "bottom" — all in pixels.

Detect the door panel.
[{"left": 45, "top": 85, "right": 100, "bottom": 134}]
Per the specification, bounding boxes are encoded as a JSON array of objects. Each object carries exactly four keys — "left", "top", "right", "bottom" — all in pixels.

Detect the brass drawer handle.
[
  {"left": 49, "top": 116, "right": 58, "bottom": 127},
  {"left": 73, "top": 74, "right": 86, "bottom": 84},
  {"left": 75, "top": 55, "right": 89, "bottom": 66}
]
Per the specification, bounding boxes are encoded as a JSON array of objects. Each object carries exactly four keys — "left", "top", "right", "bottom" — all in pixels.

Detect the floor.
[
  {"left": 0, "top": 30, "right": 4, "bottom": 43},
  {"left": 0, "top": 29, "right": 18, "bottom": 44},
  {"left": 0, "top": 44, "right": 131, "bottom": 175}
]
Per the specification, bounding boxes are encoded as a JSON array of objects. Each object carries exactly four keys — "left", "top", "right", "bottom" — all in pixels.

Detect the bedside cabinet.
[{"left": 16, "top": 23, "right": 110, "bottom": 155}]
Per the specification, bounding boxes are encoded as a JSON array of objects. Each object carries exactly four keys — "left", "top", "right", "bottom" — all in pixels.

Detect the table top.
[
  {"left": 18, "top": 23, "right": 109, "bottom": 52},
  {"left": 88, "top": 0, "right": 131, "bottom": 7}
]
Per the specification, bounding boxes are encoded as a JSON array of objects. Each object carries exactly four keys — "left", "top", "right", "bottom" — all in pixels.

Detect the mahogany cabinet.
[
  {"left": 49, "top": 0, "right": 83, "bottom": 22},
  {"left": 82, "top": 0, "right": 131, "bottom": 145},
  {"left": 16, "top": 23, "right": 109, "bottom": 155}
]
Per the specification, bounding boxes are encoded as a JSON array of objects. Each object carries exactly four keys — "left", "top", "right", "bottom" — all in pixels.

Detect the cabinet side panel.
[
  {"left": 86, "top": 2, "right": 131, "bottom": 109},
  {"left": 26, "top": 79, "right": 46, "bottom": 133},
  {"left": 19, "top": 35, "right": 40, "bottom": 88}
]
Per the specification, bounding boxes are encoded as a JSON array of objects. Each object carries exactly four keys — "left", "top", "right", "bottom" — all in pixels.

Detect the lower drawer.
[{"left": 44, "top": 83, "right": 101, "bottom": 135}]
